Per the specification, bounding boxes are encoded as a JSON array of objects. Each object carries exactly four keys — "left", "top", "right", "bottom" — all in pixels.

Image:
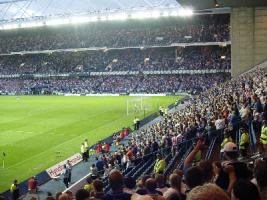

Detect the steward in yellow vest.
[
  {"left": 239, "top": 128, "right": 249, "bottom": 157},
  {"left": 154, "top": 154, "right": 166, "bottom": 174},
  {"left": 260, "top": 120, "right": 267, "bottom": 153}
]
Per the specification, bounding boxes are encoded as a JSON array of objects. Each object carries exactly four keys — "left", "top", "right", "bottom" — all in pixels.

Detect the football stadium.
[{"left": 0, "top": 0, "right": 267, "bottom": 200}]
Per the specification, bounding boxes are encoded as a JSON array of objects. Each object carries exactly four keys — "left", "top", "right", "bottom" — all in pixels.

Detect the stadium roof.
[
  {"left": 177, "top": 0, "right": 267, "bottom": 10},
  {"left": 0, "top": 0, "right": 182, "bottom": 23}
]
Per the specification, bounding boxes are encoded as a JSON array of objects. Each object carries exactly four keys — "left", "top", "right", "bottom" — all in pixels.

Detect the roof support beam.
[{"left": 0, "top": 0, "right": 27, "bottom": 5}]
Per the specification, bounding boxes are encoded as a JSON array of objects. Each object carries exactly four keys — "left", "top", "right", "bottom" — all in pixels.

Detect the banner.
[
  {"left": 46, "top": 153, "right": 82, "bottom": 178},
  {"left": 129, "top": 93, "right": 166, "bottom": 96},
  {"left": 86, "top": 93, "right": 120, "bottom": 96}
]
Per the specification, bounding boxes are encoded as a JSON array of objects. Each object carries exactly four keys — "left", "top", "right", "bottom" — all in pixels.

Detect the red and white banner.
[{"left": 46, "top": 153, "right": 82, "bottom": 178}]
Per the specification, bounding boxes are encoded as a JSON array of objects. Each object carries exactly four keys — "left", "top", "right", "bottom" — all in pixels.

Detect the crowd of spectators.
[
  {"left": 0, "top": 14, "right": 229, "bottom": 53},
  {"left": 0, "top": 74, "right": 229, "bottom": 95},
  {"left": 0, "top": 46, "right": 230, "bottom": 75},
  {"left": 6, "top": 11, "right": 267, "bottom": 200},
  {"left": 26, "top": 65, "right": 267, "bottom": 200}
]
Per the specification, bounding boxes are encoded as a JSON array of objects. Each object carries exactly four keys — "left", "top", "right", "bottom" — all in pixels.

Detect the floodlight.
[
  {"left": 109, "top": 13, "right": 128, "bottom": 21},
  {"left": 170, "top": 11, "right": 178, "bottom": 16},
  {"left": 162, "top": 11, "right": 169, "bottom": 17},
  {"left": 3, "top": 24, "right": 19, "bottom": 30},
  {"left": 71, "top": 17, "right": 90, "bottom": 24},
  {"left": 151, "top": 11, "right": 160, "bottom": 18},
  {"left": 178, "top": 8, "right": 193, "bottom": 16},
  {"left": 89, "top": 16, "right": 98, "bottom": 22},
  {"left": 221, "top": 55, "right": 226, "bottom": 59},
  {"left": 46, "top": 18, "right": 70, "bottom": 26},
  {"left": 98, "top": 15, "right": 107, "bottom": 21},
  {"left": 20, "top": 22, "right": 43, "bottom": 28},
  {"left": 132, "top": 11, "right": 151, "bottom": 19}
]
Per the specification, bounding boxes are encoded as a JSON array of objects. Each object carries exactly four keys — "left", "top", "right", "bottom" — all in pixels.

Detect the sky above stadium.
[{"left": 0, "top": 0, "right": 181, "bottom": 23}]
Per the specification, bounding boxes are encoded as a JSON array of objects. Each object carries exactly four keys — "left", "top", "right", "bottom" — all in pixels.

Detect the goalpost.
[{"left": 126, "top": 96, "right": 152, "bottom": 117}]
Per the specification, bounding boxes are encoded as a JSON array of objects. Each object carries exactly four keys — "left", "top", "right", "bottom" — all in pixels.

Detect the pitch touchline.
[{"left": 4, "top": 113, "right": 129, "bottom": 170}]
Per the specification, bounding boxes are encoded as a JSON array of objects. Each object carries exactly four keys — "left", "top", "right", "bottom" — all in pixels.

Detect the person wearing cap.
[
  {"left": 260, "top": 120, "right": 267, "bottom": 153},
  {"left": 239, "top": 127, "right": 249, "bottom": 157},
  {"left": 220, "top": 129, "right": 233, "bottom": 160},
  {"left": 222, "top": 142, "right": 250, "bottom": 181},
  {"left": 223, "top": 142, "right": 238, "bottom": 160}
]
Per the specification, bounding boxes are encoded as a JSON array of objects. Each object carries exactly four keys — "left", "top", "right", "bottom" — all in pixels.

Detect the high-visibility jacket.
[
  {"left": 10, "top": 183, "right": 19, "bottom": 199},
  {"left": 84, "top": 141, "right": 89, "bottom": 149},
  {"left": 221, "top": 137, "right": 231, "bottom": 149},
  {"left": 10, "top": 183, "right": 17, "bottom": 192},
  {"left": 260, "top": 125, "right": 267, "bottom": 144},
  {"left": 81, "top": 145, "right": 86, "bottom": 153},
  {"left": 134, "top": 118, "right": 139, "bottom": 124},
  {"left": 154, "top": 159, "right": 166, "bottom": 174},
  {"left": 89, "top": 149, "right": 96, "bottom": 156},
  {"left": 240, "top": 132, "right": 249, "bottom": 149},
  {"left": 84, "top": 183, "right": 93, "bottom": 191}
]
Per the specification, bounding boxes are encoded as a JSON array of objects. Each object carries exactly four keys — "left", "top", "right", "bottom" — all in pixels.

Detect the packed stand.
[
  {"left": 6, "top": 65, "right": 267, "bottom": 200},
  {"left": 40, "top": 66, "right": 267, "bottom": 200},
  {"left": 0, "top": 74, "right": 229, "bottom": 95},
  {"left": 0, "top": 46, "right": 230, "bottom": 76},
  {"left": 0, "top": 14, "right": 230, "bottom": 53}
]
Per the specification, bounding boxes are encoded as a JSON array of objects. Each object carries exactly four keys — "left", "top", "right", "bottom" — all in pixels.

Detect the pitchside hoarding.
[{"left": 46, "top": 153, "right": 82, "bottom": 178}]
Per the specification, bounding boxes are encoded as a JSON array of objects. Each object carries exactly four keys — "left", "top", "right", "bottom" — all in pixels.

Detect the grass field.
[{"left": 0, "top": 95, "right": 182, "bottom": 191}]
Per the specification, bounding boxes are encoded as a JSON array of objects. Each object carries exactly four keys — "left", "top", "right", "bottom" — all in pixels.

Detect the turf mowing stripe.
[{"left": 2, "top": 113, "right": 131, "bottom": 170}]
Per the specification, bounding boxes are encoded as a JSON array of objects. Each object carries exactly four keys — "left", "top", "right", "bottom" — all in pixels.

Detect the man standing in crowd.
[
  {"left": 28, "top": 176, "right": 38, "bottom": 193},
  {"left": 10, "top": 180, "right": 19, "bottom": 200},
  {"left": 81, "top": 143, "right": 87, "bottom": 162},
  {"left": 154, "top": 154, "right": 166, "bottom": 174},
  {"left": 159, "top": 106, "right": 164, "bottom": 116},
  {"left": 260, "top": 120, "right": 267, "bottom": 153},
  {"left": 63, "top": 164, "right": 71, "bottom": 188},
  {"left": 222, "top": 142, "right": 250, "bottom": 181},
  {"left": 174, "top": 99, "right": 179, "bottom": 108},
  {"left": 84, "top": 139, "right": 89, "bottom": 161},
  {"left": 215, "top": 115, "right": 225, "bottom": 131},
  {"left": 95, "top": 157, "right": 104, "bottom": 175},
  {"left": 104, "top": 170, "right": 131, "bottom": 200},
  {"left": 66, "top": 160, "right": 72, "bottom": 183},
  {"left": 239, "top": 127, "right": 249, "bottom": 157},
  {"left": 133, "top": 117, "right": 140, "bottom": 130}
]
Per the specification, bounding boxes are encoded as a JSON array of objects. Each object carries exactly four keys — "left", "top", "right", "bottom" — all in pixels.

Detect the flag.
[{"left": 3, "top": 152, "right": 6, "bottom": 157}]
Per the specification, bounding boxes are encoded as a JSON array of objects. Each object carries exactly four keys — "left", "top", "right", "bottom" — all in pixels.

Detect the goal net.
[{"left": 126, "top": 96, "right": 152, "bottom": 116}]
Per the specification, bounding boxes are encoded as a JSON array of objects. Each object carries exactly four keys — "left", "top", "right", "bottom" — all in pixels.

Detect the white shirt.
[{"left": 215, "top": 119, "right": 225, "bottom": 130}]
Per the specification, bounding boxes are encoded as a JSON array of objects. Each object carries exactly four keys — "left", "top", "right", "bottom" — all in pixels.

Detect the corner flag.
[{"left": 2, "top": 152, "right": 6, "bottom": 168}]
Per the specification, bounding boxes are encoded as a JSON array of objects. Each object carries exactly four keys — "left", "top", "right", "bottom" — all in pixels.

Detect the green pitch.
[{"left": 0, "top": 95, "right": 182, "bottom": 191}]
